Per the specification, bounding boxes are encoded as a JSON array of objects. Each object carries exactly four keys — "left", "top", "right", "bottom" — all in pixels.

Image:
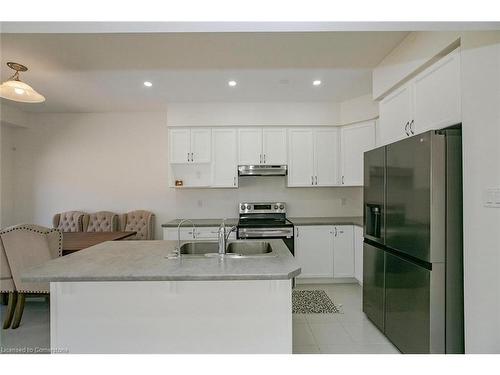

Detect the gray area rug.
[{"left": 292, "top": 290, "right": 340, "bottom": 314}]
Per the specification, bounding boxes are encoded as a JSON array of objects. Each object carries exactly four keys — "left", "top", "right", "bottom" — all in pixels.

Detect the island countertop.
[{"left": 22, "top": 239, "right": 300, "bottom": 282}]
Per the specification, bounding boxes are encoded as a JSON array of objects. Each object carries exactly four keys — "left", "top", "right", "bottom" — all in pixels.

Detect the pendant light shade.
[{"left": 0, "top": 62, "right": 45, "bottom": 103}]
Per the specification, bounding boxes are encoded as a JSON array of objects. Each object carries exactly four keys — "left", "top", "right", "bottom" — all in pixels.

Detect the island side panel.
[{"left": 50, "top": 279, "right": 292, "bottom": 354}]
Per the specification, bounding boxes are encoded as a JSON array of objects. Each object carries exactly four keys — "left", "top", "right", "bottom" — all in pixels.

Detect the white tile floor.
[
  {"left": 293, "top": 283, "right": 400, "bottom": 354},
  {"left": 1, "top": 284, "right": 399, "bottom": 354}
]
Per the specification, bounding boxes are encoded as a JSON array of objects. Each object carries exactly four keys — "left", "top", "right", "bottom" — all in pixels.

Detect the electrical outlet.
[{"left": 484, "top": 188, "right": 500, "bottom": 208}]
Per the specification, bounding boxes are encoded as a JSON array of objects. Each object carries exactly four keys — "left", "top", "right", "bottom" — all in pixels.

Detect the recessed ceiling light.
[
  {"left": 143, "top": 81, "right": 153, "bottom": 87},
  {"left": 313, "top": 80, "right": 322, "bottom": 86},
  {"left": 228, "top": 80, "right": 237, "bottom": 87}
]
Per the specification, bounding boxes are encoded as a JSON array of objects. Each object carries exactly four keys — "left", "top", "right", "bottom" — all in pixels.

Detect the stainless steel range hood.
[{"left": 238, "top": 165, "right": 288, "bottom": 176}]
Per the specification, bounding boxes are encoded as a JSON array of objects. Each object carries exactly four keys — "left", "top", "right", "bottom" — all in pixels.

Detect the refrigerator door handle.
[
  {"left": 405, "top": 121, "right": 410, "bottom": 136},
  {"left": 409, "top": 120, "right": 415, "bottom": 135}
]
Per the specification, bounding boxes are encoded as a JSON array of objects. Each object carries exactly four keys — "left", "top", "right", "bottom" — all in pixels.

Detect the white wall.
[
  {"left": 5, "top": 108, "right": 364, "bottom": 239},
  {"left": 373, "top": 31, "right": 461, "bottom": 99},
  {"left": 460, "top": 31, "right": 500, "bottom": 354},
  {"left": 339, "top": 94, "right": 378, "bottom": 124},
  {"left": 167, "top": 102, "right": 341, "bottom": 126}
]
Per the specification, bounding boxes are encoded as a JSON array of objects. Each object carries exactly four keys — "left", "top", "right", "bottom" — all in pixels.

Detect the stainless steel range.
[{"left": 237, "top": 202, "right": 294, "bottom": 255}]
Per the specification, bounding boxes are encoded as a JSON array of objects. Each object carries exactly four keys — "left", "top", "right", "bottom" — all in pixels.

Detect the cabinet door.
[
  {"left": 341, "top": 121, "right": 376, "bottom": 186},
  {"left": 211, "top": 128, "right": 238, "bottom": 187},
  {"left": 288, "top": 129, "right": 315, "bottom": 187},
  {"left": 333, "top": 225, "right": 354, "bottom": 278},
  {"left": 238, "top": 128, "right": 262, "bottom": 165},
  {"left": 169, "top": 128, "right": 191, "bottom": 163},
  {"left": 413, "top": 49, "right": 461, "bottom": 134},
  {"left": 314, "top": 128, "right": 339, "bottom": 186},
  {"left": 378, "top": 84, "right": 412, "bottom": 146},
  {"left": 262, "top": 128, "right": 287, "bottom": 164},
  {"left": 190, "top": 128, "right": 211, "bottom": 163},
  {"left": 354, "top": 225, "right": 364, "bottom": 284},
  {"left": 295, "top": 226, "right": 334, "bottom": 278}
]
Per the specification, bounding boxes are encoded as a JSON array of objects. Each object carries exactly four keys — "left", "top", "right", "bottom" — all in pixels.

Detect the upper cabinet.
[
  {"left": 378, "top": 49, "right": 461, "bottom": 146},
  {"left": 413, "top": 49, "right": 461, "bottom": 133},
  {"left": 288, "top": 128, "right": 339, "bottom": 187},
  {"left": 340, "top": 121, "right": 376, "bottom": 186},
  {"left": 169, "top": 128, "right": 211, "bottom": 164},
  {"left": 238, "top": 128, "right": 287, "bottom": 165},
  {"left": 212, "top": 129, "right": 238, "bottom": 188},
  {"left": 378, "top": 84, "right": 412, "bottom": 146}
]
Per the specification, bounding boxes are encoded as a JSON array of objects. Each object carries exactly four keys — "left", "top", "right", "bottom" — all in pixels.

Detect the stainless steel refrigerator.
[{"left": 363, "top": 127, "right": 464, "bottom": 354}]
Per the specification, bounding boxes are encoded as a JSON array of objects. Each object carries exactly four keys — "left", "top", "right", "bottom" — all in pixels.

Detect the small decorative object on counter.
[{"left": 175, "top": 180, "right": 184, "bottom": 187}]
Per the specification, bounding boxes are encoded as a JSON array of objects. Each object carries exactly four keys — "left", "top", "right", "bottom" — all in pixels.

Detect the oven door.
[{"left": 237, "top": 227, "right": 294, "bottom": 255}]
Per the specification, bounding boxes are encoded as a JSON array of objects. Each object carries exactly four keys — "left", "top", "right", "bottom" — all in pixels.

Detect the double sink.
[{"left": 176, "top": 240, "right": 276, "bottom": 258}]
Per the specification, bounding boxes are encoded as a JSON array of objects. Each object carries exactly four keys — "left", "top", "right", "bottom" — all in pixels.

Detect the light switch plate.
[{"left": 484, "top": 188, "right": 500, "bottom": 208}]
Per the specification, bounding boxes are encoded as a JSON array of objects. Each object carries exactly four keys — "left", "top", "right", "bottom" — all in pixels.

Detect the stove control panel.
[{"left": 239, "top": 202, "right": 286, "bottom": 214}]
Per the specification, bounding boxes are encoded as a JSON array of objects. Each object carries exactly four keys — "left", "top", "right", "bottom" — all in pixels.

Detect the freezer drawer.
[
  {"left": 362, "top": 242, "right": 385, "bottom": 332},
  {"left": 384, "top": 252, "right": 445, "bottom": 354}
]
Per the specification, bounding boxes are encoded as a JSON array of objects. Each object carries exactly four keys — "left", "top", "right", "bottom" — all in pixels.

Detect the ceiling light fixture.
[
  {"left": 228, "top": 80, "right": 237, "bottom": 87},
  {"left": 143, "top": 81, "right": 153, "bottom": 87},
  {"left": 313, "top": 80, "right": 322, "bottom": 86},
  {"left": 0, "top": 62, "right": 45, "bottom": 103}
]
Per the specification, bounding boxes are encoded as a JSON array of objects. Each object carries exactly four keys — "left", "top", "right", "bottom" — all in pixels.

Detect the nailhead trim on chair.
[{"left": 0, "top": 225, "right": 63, "bottom": 257}]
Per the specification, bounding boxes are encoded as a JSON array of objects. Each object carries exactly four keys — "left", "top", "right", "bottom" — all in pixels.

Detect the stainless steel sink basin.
[
  {"left": 179, "top": 241, "right": 219, "bottom": 255},
  {"left": 226, "top": 241, "right": 272, "bottom": 255},
  {"left": 172, "top": 240, "right": 276, "bottom": 258}
]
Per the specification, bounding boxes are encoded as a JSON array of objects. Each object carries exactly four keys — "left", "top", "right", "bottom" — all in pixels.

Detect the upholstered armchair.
[
  {"left": 52, "top": 211, "right": 89, "bottom": 232},
  {"left": 0, "top": 224, "right": 62, "bottom": 329},
  {"left": 86, "top": 211, "right": 118, "bottom": 232},
  {"left": 120, "top": 210, "right": 155, "bottom": 240},
  {"left": 0, "top": 237, "right": 16, "bottom": 329}
]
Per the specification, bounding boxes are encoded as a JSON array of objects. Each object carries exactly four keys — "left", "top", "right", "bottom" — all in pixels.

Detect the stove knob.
[
  {"left": 279, "top": 204, "right": 285, "bottom": 210},
  {"left": 274, "top": 204, "right": 279, "bottom": 210},
  {"left": 241, "top": 204, "right": 246, "bottom": 210}
]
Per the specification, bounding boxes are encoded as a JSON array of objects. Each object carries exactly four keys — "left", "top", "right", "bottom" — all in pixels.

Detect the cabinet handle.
[
  {"left": 311, "top": 176, "right": 314, "bottom": 185},
  {"left": 263, "top": 154, "right": 266, "bottom": 164},
  {"left": 409, "top": 120, "right": 415, "bottom": 135},
  {"left": 191, "top": 152, "right": 194, "bottom": 162},
  {"left": 334, "top": 227, "right": 338, "bottom": 237},
  {"left": 342, "top": 176, "right": 344, "bottom": 185},
  {"left": 405, "top": 121, "right": 410, "bottom": 136},
  {"left": 315, "top": 176, "right": 318, "bottom": 185},
  {"left": 233, "top": 176, "right": 236, "bottom": 186},
  {"left": 296, "top": 228, "right": 299, "bottom": 238},
  {"left": 259, "top": 154, "right": 262, "bottom": 164},
  {"left": 187, "top": 152, "right": 190, "bottom": 162}
]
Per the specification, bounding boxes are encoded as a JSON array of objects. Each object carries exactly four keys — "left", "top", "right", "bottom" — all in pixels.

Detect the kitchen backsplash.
[{"left": 173, "top": 176, "right": 362, "bottom": 219}]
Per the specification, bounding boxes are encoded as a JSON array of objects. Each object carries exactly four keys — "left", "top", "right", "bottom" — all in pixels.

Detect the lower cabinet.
[
  {"left": 294, "top": 226, "right": 335, "bottom": 278},
  {"left": 294, "top": 224, "right": 357, "bottom": 280},
  {"left": 163, "top": 227, "right": 236, "bottom": 241}
]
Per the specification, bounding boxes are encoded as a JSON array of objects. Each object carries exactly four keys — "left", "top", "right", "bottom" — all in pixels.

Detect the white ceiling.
[{"left": 0, "top": 32, "right": 409, "bottom": 112}]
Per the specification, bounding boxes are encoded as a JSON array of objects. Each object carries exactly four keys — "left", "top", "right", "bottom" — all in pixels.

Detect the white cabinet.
[
  {"left": 333, "top": 225, "right": 355, "bottom": 278},
  {"left": 287, "top": 129, "right": 315, "bottom": 186},
  {"left": 340, "top": 121, "right": 376, "bottom": 186},
  {"left": 314, "top": 128, "right": 339, "bottom": 186},
  {"left": 288, "top": 128, "right": 339, "bottom": 187},
  {"left": 163, "top": 227, "right": 236, "bottom": 241},
  {"left": 212, "top": 128, "right": 238, "bottom": 188},
  {"left": 379, "top": 84, "right": 412, "bottom": 146},
  {"left": 169, "top": 128, "right": 211, "bottom": 163},
  {"left": 262, "top": 128, "right": 287, "bottom": 164},
  {"left": 413, "top": 48, "right": 461, "bottom": 133},
  {"left": 169, "top": 128, "right": 191, "bottom": 164},
  {"left": 294, "top": 226, "right": 334, "bottom": 278},
  {"left": 238, "top": 128, "right": 262, "bottom": 165},
  {"left": 378, "top": 49, "right": 461, "bottom": 146},
  {"left": 238, "top": 128, "right": 287, "bottom": 165},
  {"left": 354, "top": 225, "right": 364, "bottom": 285}
]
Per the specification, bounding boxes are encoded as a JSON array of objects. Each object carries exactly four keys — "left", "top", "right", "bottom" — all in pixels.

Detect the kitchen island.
[{"left": 22, "top": 239, "right": 300, "bottom": 354}]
